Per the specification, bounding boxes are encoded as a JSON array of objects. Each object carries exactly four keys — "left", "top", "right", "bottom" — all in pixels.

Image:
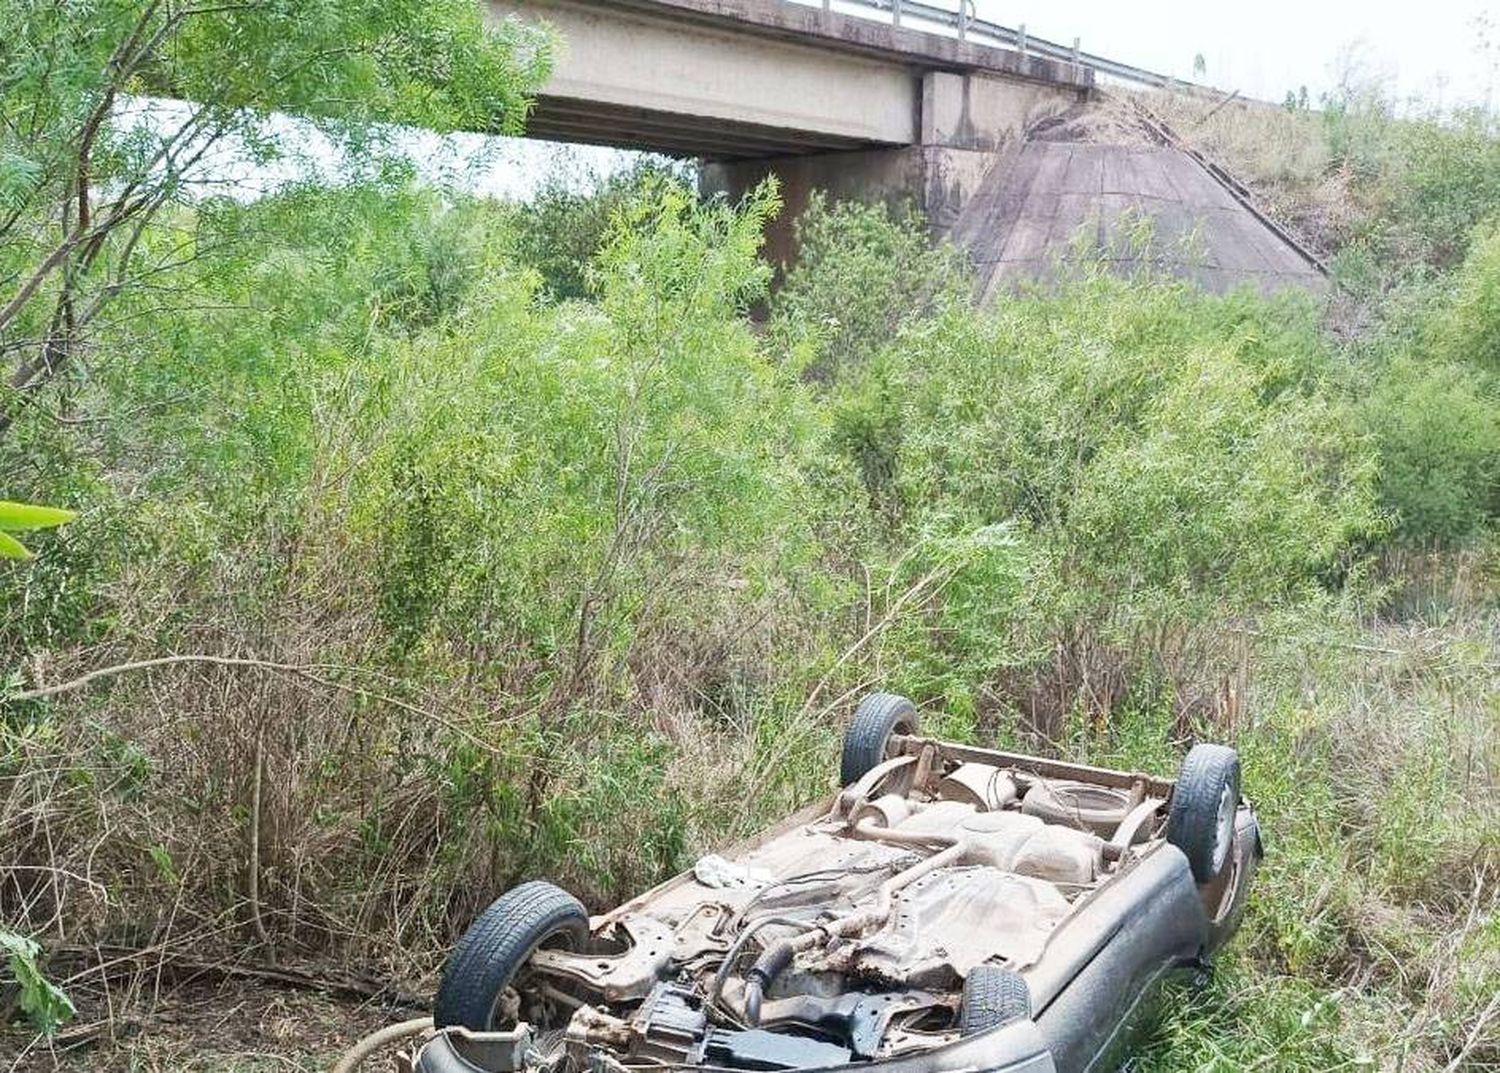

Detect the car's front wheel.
[
  {"left": 1166, "top": 744, "right": 1242, "bottom": 884},
  {"left": 434, "top": 880, "right": 589, "bottom": 1030}
]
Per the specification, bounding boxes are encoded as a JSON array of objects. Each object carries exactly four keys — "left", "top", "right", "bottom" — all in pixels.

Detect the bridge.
[
  {"left": 489, "top": 0, "right": 1326, "bottom": 293},
  {"left": 490, "top": 0, "right": 1093, "bottom": 159}
]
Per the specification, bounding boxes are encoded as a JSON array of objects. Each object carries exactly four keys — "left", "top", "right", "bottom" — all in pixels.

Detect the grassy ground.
[
  {"left": 1134, "top": 613, "right": 1499, "bottom": 1070},
  {"left": 4, "top": 601, "right": 1494, "bottom": 1072}
]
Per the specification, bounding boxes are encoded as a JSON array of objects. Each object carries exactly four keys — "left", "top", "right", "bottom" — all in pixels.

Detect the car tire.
[
  {"left": 434, "top": 880, "right": 589, "bottom": 1030},
  {"left": 1167, "top": 744, "right": 1242, "bottom": 884},
  {"left": 959, "top": 965, "right": 1031, "bottom": 1034},
  {"left": 840, "top": 693, "right": 920, "bottom": 786}
]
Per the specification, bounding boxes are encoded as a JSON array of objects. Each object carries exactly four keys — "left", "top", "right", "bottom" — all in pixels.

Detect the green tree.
[
  {"left": 0, "top": 0, "right": 548, "bottom": 437},
  {"left": 513, "top": 159, "right": 693, "bottom": 302},
  {"left": 770, "top": 194, "right": 969, "bottom": 382}
]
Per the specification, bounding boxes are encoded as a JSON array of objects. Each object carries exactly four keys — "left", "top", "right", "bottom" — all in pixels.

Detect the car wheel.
[
  {"left": 840, "top": 693, "right": 919, "bottom": 786},
  {"left": 434, "top": 880, "right": 589, "bottom": 1030},
  {"left": 959, "top": 965, "right": 1031, "bottom": 1034},
  {"left": 1167, "top": 744, "right": 1242, "bottom": 884}
]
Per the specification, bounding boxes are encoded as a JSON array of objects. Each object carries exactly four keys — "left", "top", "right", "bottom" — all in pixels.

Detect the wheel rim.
[
  {"left": 485, "top": 926, "right": 580, "bottom": 1030},
  {"left": 1210, "top": 783, "right": 1236, "bottom": 874}
]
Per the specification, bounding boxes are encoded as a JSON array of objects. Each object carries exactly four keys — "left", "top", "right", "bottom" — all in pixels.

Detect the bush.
[
  {"left": 2, "top": 148, "right": 1494, "bottom": 1073},
  {"left": 1422, "top": 219, "right": 1500, "bottom": 372},
  {"left": 0, "top": 177, "right": 829, "bottom": 968},
  {"left": 512, "top": 160, "right": 693, "bottom": 301},
  {"left": 1361, "top": 358, "right": 1500, "bottom": 546},
  {"left": 828, "top": 275, "right": 1380, "bottom": 721},
  {"left": 1391, "top": 109, "right": 1500, "bottom": 271},
  {"left": 356, "top": 178, "right": 809, "bottom": 666},
  {"left": 1356, "top": 221, "right": 1500, "bottom": 547},
  {"left": 770, "top": 194, "right": 970, "bottom": 381}
]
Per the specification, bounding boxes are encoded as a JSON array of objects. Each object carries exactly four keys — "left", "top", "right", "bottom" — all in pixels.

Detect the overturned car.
[{"left": 410, "top": 693, "right": 1261, "bottom": 1073}]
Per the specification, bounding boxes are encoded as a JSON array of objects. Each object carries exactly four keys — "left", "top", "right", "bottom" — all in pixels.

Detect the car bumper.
[{"left": 412, "top": 1020, "right": 1058, "bottom": 1073}]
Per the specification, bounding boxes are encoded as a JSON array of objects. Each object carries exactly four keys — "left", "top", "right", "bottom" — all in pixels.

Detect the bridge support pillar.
[
  {"left": 700, "top": 145, "right": 997, "bottom": 266},
  {"left": 700, "top": 71, "right": 1083, "bottom": 266}
]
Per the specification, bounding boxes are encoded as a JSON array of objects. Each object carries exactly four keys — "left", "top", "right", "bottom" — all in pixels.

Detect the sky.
[{"left": 969, "top": 0, "right": 1497, "bottom": 108}]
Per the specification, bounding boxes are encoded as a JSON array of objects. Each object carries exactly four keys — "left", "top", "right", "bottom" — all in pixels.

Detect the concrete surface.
[
  {"left": 488, "top": 0, "right": 1090, "bottom": 159},
  {"left": 703, "top": 144, "right": 997, "bottom": 266},
  {"left": 954, "top": 140, "right": 1327, "bottom": 297}
]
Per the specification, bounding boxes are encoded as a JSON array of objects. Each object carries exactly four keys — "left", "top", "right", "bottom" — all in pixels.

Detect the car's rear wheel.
[
  {"left": 1167, "top": 744, "right": 1242, "bottom": 884},
  {"left": 434, "top": 880, "right": 589, "bottom": 1030},
  {"left": 840, "top": 693, "right": 920, "bottom": 786},
  {"left": 958, "top": 965, "right": 1031, "bottom": 1034}
]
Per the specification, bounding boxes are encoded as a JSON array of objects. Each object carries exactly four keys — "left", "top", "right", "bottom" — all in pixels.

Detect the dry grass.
[
  {"left": 1129, "top": 88, "right": 1375, "bottom": 259},
  {"left": 4, "top": 595, "right": 1497, "bottom": 1069},
  {"left": 0, "top": 974, "right": 396, "bottom": 1072}
]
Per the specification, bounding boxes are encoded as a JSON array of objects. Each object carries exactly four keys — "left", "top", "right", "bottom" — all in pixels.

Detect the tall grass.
[{"left": 1, "top": 180, "right": 1497, "bottom": 1070}]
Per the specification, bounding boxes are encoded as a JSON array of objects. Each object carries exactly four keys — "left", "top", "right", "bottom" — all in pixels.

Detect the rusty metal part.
[
  {"left": 835, "top": 754, "right": 919, "bottom": 819},
  {"left": 533, "top": 916, "right": 675, "bottom": 1003},
  {"left": 743, "top": 803, "right": 1101, "bottom": 1018},
  {"left": 670, "top": 901, "right": 734, "bottom": 962},
  {"left": 709, "top": 914, "right": 819, "bottom": 1013},
  {"left": 936, "top": 763, "right": 1018, "bottom": 810},
  {"left": 564, "top": 1006, "right": 632, "bottom": 1055},
  {"left": 912, "top": 743, "right": 942, "bottom": 793},
  {"left": 825, "top": 866, "right": 1070, "bottom": 984},
  {"left": 754, "top": 988, "right": 947, "bottom": 1059},
  {"left": 1105, "top": 798, "right": 1167, "bottom": 861},
  {"left": 1020, "top": 780, "right": 1133, "bottom": 837},
  {"left": 853, "top": 793, "right": 916, "bottom": 829},
  {"left": 889, "top": 735, "right": 1175, "bottom": 798},
  {"left": 743, "top": 840, "right": 969, "bottom": 1022}
]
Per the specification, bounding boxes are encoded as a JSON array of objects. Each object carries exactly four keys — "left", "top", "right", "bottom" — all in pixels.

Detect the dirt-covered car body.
[{"left": 412, "top": 695, "right": 1261, "bottom": 1073}]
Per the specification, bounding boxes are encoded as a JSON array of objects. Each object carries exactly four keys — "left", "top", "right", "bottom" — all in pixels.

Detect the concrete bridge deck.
[{"left": 491, "top": 0, "right": 1092, "bottom": 160}]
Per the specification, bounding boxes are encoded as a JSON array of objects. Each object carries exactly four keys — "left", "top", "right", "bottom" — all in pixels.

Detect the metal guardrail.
[{"left": 812, "top": 0, "right": 1211, "bottom": 93}]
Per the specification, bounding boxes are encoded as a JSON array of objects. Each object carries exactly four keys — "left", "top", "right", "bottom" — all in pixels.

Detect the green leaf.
[
  {"left": 0, "top": 530, "right": 33, "bottom": 559},
  {"left": 0, "top": 500, "right": 77, "bottom": 531},
  {"left": 0, "top": 930, "right": 75, "bottom": 1036}
]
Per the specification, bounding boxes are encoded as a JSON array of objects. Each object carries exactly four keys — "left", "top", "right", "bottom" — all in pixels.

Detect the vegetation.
[
  {"left": 0, "top": 501, "right": 75, "bottom": 560},
  {"left": 0, "top": 0, "right": 548, "bottom": 438},
  {"left": 1141, "top": 69, "right": 1500, "bottom": 293},
  {"left": 0, "top": 14, "right": 1497, "bottom": 1073}
]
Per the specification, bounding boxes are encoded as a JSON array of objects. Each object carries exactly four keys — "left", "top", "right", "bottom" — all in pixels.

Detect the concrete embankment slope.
[{"left": 951, "top": 106, "right": 1327, "bottom": 300}]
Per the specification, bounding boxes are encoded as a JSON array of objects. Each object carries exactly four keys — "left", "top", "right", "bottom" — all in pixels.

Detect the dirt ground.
[{"left": 1, "top": 974, "right": 420, "bottom": 1073}]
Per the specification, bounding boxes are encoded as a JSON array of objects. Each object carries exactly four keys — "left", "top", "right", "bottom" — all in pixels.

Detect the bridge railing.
[{"left": 803, "top": 0, "right": 1207, "bottom": 93}]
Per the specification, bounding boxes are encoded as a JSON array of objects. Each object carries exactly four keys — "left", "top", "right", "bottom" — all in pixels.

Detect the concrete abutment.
[{"left": 701, "top": 72, "right": 1084, "bottom": 266}]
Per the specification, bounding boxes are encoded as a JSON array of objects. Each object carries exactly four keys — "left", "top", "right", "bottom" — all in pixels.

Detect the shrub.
[
  {"left": 1423, "top": 219, "right": 1500, "bottom": 372},
  {"left": 770, "top": 194, "right": 970, "bottom": 381},
  {"left": 830, "top": 275, "right": 1381, "bottom": 721},
  {"left": 512, "top": 160, "right": 693, "bottom": 301},
  {"left": 1356, "top": 222, "right": 1500, "bottom": 548},
  {"left": 355, "top": 179, "right": 809, "bottom": 666},
  {"left": 1361, "top": 358, "right": 1500, "bottom": 546},
  {"left": 1391, "top": 109, "right": 1500, "bottom": 271}
]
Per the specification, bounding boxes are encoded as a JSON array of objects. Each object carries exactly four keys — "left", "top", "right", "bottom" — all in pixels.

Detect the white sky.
[{"left": 971, "top": 0, "right": 1497, "bottom": 108}]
